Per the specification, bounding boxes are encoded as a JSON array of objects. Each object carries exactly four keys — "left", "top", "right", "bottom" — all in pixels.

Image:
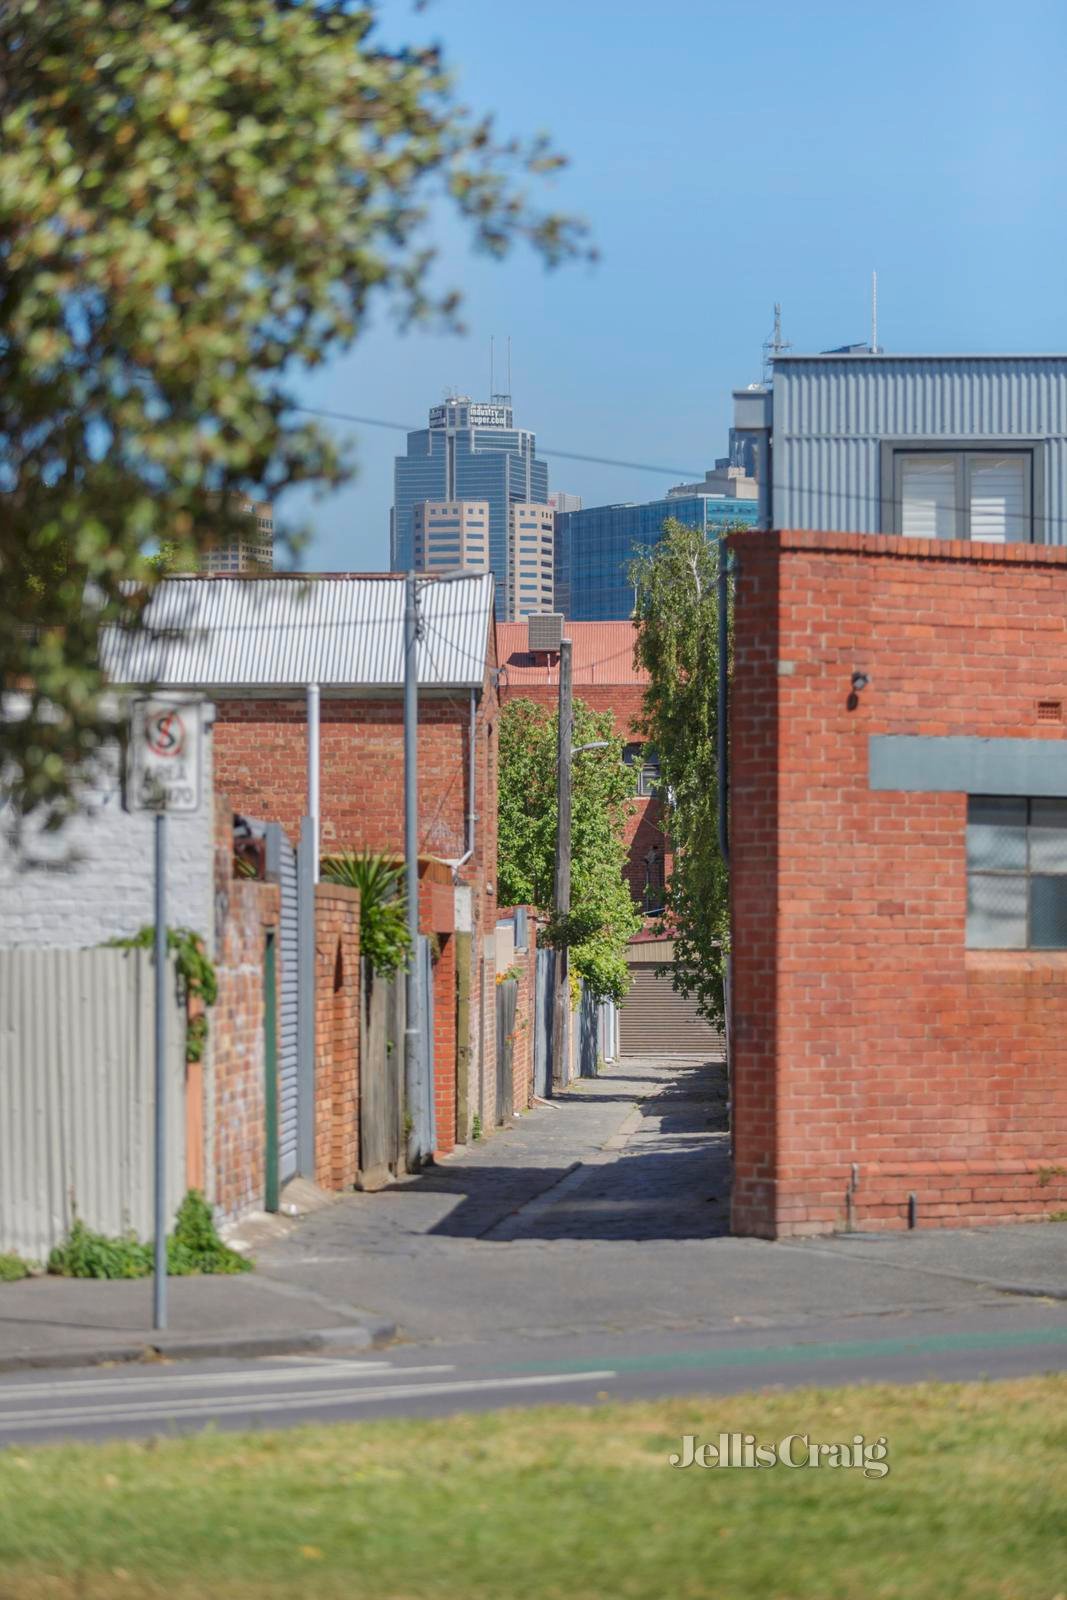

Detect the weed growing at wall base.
[{"left": 46, "top": 1193, "right": 250, "bottom": 1279}]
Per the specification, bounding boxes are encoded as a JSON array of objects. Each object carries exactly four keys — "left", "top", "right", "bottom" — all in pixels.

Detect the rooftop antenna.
[
  {"left": 871, "top": 270, "right": 879, "bottom": 354},
  {"left": 490, "top": 335, "right": 495, "bottom": 398},
  {"left": 506, "top": 334, "right": 512, "bottom": 398},
  {"left": 762, "top": 302, "right": 791, "bottom": 384}
]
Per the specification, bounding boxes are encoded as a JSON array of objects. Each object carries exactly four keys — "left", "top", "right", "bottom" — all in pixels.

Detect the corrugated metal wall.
[
  {"left": 772, "top": 357, "right": 1067, "bottom": 543},
  {"left": 0, "top": 949, "right": 186, "bottom": 1261},
  {"left": 265, "top": 823, "right": 299, "bottom": 1183}
]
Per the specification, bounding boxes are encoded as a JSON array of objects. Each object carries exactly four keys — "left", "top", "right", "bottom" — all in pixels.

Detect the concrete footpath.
[
  {"left": 1, "top": 1055, "right": 1064, "bottom": 1371},
  {"left": 0, "top": 1272, "right": 395, "bottom": 1373}
]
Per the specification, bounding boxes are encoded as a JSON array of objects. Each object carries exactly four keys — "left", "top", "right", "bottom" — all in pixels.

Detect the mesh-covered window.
[{"left": 966, "top": 796, "right": 1067, "bottom": 948}]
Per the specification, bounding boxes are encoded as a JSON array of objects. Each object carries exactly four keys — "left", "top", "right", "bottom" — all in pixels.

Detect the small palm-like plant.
[{"left": 320, "top": 852, "right": 412, "bottom": 978}]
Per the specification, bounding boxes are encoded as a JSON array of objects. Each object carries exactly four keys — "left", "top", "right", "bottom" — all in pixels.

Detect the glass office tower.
[
  {"left": 391, "top": 396, "right": 549, "bottom": 617},
  {"left": 554, "top": 495, "right": 759, "bottom": 620}
]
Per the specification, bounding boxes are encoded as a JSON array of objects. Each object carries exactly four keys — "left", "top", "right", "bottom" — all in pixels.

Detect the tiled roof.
[{"left": 497, "top": 621, "right": 647, "bottom": 687}]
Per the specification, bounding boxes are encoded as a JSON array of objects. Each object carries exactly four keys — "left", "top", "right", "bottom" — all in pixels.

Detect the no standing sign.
[{"left": 128, "top": 698, "right": 202, "bottom": 813}]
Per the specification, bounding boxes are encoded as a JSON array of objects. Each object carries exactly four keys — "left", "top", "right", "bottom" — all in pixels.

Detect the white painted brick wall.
[{"left": 0, "top": 726, "right": 216, "bottom": 952}]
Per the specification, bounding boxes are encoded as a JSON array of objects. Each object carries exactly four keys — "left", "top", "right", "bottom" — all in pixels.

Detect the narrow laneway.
[{"left": 255, "top": 1055, "right": 731, "bottom": 1342}]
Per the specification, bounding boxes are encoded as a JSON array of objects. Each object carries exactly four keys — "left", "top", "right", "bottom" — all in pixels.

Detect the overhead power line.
[{"left": 290, "top": 404, "right": 704, "bottom": 480}]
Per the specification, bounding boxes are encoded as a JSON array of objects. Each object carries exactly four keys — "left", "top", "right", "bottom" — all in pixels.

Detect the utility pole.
[
  {"left": 551, "top": 636, "right": 573, "bottom": 1089},
  {"left": 403, "top": 571, "right": 424, "bottom": 1169}
]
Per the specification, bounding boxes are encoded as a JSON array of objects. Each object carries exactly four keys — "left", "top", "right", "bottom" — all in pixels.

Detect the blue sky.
[{"left": 285, "top": 0, "right": 1067, "bottom": 569}]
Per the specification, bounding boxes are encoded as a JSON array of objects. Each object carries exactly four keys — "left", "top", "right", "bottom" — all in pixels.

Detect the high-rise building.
[
  {"left": 554, "top": 493, "right": 759, "bottom": 621},
  {"left": 199, "top": 497, "right": 274, "bottom": 573},
  {"left": 667, "top": 464, "right": 758, "bottom": 501},
  {"left": 391, "top": 394, "right": 549, "bottom": 616},
  {"left": 411, "top": 498, "right": 553, "bottom": 621},
  {"left": 549, "top": 491, "right": 583, "bottom": 514},
  {"left": 413, "top": 500, "right": 490, "bottom": 574},
  {"left": 507, "top": 503, "right": 554, "bottom": 620}
]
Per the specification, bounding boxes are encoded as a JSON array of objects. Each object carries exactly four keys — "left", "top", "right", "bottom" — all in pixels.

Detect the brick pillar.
[{"left": 728, "top": 533, "right": 781, "bottom": 1238}]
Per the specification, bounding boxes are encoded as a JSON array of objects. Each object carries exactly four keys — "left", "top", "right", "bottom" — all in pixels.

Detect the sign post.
[{"left": 128, "top": 698, "right": 202, "bottom": 1331}]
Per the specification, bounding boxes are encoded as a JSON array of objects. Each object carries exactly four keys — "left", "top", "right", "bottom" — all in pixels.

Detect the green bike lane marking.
[{"left": 493, "top": 1323, "right": 1067, "bottom": 1377}]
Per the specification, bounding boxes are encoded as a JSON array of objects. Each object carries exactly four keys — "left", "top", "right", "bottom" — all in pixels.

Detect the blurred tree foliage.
[
  {"left": 0, "top": 0, "right": 587, "bottom": 825},
  {"left": 631, "top": 520, "right": 730, "bottom": 1026},
  {"left": 498, "top": 697, "right": 640, "bottom": 1004}
]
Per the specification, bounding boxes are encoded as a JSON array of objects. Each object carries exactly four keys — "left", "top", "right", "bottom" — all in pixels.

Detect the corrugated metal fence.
[
  {"left": 265, "top": 823, "right": 299, "bottom": 1183},
  {"left": 0, "top": 949, "right": 186, "bottom": 1261},
  {"left": 533, "top": 948, "right": 618, "bottom": 1091}
]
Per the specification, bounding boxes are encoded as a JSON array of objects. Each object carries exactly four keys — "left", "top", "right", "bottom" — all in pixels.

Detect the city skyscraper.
[
  {"left": 391, "top": 394, "right": 549, "bottom": 617},
  {"left": 554, "top": 493, "right": 759, "bottom": 620},
  {"left": 199, "top": 497, "right": 274, "bottom": 573}
]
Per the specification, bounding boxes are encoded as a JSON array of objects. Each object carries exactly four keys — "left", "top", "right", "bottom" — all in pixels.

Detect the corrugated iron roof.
[
  {"left": 101, "top": 573, "right": 495, "bottom": 690},
  {"left": 497, "top": 621, "right": 647, "bottom": 687}
]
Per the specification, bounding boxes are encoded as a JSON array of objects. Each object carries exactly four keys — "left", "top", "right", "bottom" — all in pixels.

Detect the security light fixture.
[{"left": 851, "top": 672, "right": 870, "bottom": 693}]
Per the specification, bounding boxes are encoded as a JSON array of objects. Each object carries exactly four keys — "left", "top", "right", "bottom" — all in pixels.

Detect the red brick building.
[
  {"left": 729, "top": 529, "right": 1067, "bottom": 1236},
  {"left": 108, "top": 573, "right": 500, "bottom": 1165}
]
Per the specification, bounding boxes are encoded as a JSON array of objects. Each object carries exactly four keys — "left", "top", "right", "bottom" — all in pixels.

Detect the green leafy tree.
[
  {"left": 0, "top": 0, "right": 587, "bottom": 826},
  {"left": 498, "top": 697, "right": 641, "bottom": 1004},
  {"left": 631, "top": 519, "right": 732, "bottom": 1026}
]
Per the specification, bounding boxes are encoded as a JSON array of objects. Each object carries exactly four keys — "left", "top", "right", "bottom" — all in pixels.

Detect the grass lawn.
[{"left": 0, "top": 1376, "right": 1064, "bottom": 1599}]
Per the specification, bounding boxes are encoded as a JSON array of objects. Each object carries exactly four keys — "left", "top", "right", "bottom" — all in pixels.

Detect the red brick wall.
[
  {"left": 432, "top": 933, "right": 457, "bottom": 1152},
  {"left": 729, "top": 529, "right": 1067, "bottom": 1237},
  {"left": 313, "top": 884, "right": 361, "bottom": 1192},
  {"left": 212, "top": 662, "right": 500, "bottom": 1152},
  {"left": 510, "top": 912, "right": 538, "bottom": 1111},
  {"left": 215, "top": 697, "right": 472, "bottom": 862},
  {"left": 211, "top": 802, "right": 280, "bottom": 1222}
]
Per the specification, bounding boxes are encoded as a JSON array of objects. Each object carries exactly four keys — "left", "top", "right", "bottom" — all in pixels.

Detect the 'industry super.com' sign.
[{"left": 128, "top": 699, "right": 202, "bottom": 813}]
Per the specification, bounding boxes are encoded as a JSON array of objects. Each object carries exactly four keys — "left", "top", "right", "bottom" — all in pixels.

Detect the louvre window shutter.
[
  {"left": 969, "top": 457, "right": 1026, "bottom": 542},
  {"left": 899, "top": 456, "right": 957, "bottom": 538}
]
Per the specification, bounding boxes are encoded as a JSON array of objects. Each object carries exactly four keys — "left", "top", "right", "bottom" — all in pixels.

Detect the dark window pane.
[
  {"left": 1031, "top": 876, "right": 1067, "bottom": 948},
  {"left": 966, "top": 873, "right": 1027, "bottom": 949},
  {"left": 966, "top": 797, "right": 1027, "bottom": 871},
  {"left": 1029, "top": 799, "right": 1067, "bottom": 873}
]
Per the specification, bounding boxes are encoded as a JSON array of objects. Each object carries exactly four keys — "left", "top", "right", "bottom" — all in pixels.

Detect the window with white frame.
[
  {"left": 966, "top": 796, "right": 1067, "bottom": 948},
  {"left": 891, "top": 449, "right": 1033, "bottom": 543}
]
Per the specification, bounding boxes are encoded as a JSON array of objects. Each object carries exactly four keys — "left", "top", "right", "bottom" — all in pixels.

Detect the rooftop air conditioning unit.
[{"left": 527, "top": 612, "right": 564, "bottom": 654}]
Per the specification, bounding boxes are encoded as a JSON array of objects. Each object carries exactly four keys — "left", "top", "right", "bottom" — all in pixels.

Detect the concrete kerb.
[{"left": 0, "top": 1318, "right": 398, "bottom": 1376}]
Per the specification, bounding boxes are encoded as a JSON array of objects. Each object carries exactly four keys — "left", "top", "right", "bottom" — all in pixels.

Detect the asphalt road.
[{"left": 2, "top": 1301, "right": 1065, "bottom": 1445}]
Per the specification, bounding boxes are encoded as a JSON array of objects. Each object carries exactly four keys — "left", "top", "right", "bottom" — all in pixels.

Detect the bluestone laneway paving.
[{"left": 257, "top": 1055, "right": 1067, "bottom": 1348}]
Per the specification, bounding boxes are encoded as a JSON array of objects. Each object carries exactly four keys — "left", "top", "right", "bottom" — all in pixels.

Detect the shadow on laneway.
[{"left": 417, "top": 1057, "right": 731, "bottom": 1242}]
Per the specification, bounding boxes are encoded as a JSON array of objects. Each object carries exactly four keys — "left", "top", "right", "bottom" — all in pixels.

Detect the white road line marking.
[
  {"left": 0, "top": 1370, "right": 618, "bottom": 1431},
  {"left": 0, "top": 1363, "right": 450, "bottom": 1404}
]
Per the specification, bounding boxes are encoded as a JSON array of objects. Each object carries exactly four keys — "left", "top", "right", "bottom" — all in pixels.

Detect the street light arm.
[{"left": 571, "top": 740, "right": 611, "bottom": 756}]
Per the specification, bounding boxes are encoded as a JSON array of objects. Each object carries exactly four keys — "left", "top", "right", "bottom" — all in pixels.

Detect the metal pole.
[
  {"left": 153, "top": 810, "right": 167, "bottom": 1330},
  {"left": 307, "top": 683, "right": 320, "bottom": 881},
  {"left": 403, "top": 572, "right": 423, "bottom": 1167},
  {"left": 551, "top": 638, "right": 573, "bottom": 1089}
]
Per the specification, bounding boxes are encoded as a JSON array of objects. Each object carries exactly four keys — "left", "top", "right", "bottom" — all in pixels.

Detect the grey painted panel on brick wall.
[{"left": 869, "top": 735, "right": 1067, "bottom": 796}]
